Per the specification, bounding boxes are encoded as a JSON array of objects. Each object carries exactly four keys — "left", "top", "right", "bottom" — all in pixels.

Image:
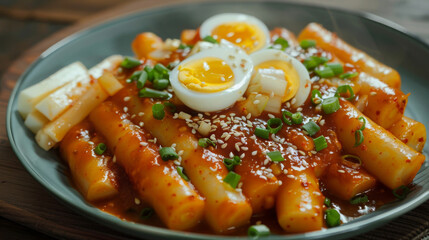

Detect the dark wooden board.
[{"left": 0, "top": 0, "right": 428, "bottom": 239}]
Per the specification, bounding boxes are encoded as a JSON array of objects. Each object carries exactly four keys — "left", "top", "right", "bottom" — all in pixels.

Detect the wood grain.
[{"left": 0, "top": 0, "right": 428, "bottom": 239}]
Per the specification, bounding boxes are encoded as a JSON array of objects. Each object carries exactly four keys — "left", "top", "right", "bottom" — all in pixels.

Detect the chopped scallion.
[
  {"left": 176, "top": 166, "right": 189, "bottom": 181},
  {"left": 198, "top": 138, "right": 216, "bottom": 148},
  {"left": 326, "top": 63, "right": 344, "bottom": 75},
  {"left": 282, "top": 110, "right": 293, "bottom": 125},
  {"left": 152, "top": 103, "right": 165, "bottom": 120},
  {"left": 267, "top": 118, "right": 283, "bottom": 134},
  {"left": 223, "top": 156, "right": 241, "bottom": 171},
  {"left": 248, "top": 224, "right": 270, "bottom": 238},
  {"left": 291, "top": 112, "right": 303, "bottom": 124},
  {"left": 202, "top": 35, "right": 218, "bottom": 44},
  {"left": 153, "top": 79, "right": 169, "bottom": 90},
  {"left": 136, "top": 71, "right": 148, "bottom": 89},
  {"left": 322, "top": 97, "right": 340, "bottom": 114},
  {"left": 159, "top": 147, "right": 179, "bottom": 161},
  {"left": 341, "top": 154, "right": 362, "bottom": 167},
  {"left": 273, "top": 37, "right": 289, "bottom": 50},
  {"left": 266, "top": 151, "right": 284, "bottom": 162},
  {"left": 302, "top": 121, "right": 320, "bottom": 136},
  {"left": 163, "top": 102, "right": 177, "bottom": 113},
  {"left": 335, "top": 85, "right": 355, "bottom": 101},
  {"left": 300, "top": 39, "right": 316, "bottom": 49},
  {"left": 354, "top": 129, "right": 364, "bottom": 147},
  {"left": 120, "top": 57, "right": 141, "bottom": 69},
  {"left": 311, "top": 89, "right": 322, "bottom": 105},
  {"left": 94, "top": 143, "right": 106, "bottom": 155},
  {"left": 324, "top": 197, "right": 331, "bottom": 207},
  {"left": 313, "top": 135, "right": 328, "bottom": 151},
  {"left": 340, "top": 72, "right": 358, "bottom": 79},
  {"left": 350, "top": 194, "right": 369, "bottom": 205},
  {"left": 255, "top": 127, "right": 270, "bottom": 139},
  {"left": 303, "top": 56, "right": 329, "bottom": 70},
  {"left": 138, "top": 88, "right": 171, "bottom": 99},
  {"left": 325, "top": 209, "right": 340, "bottom": 227},
  {"left": 315, "top": 67, "right": 335, "bottom": 78},
  {"left": 144, "top": 65, "right": 155, "bottom": 82},
  {"left": 154, "top": 63, "right": 170, "bottom": 78},
  {"left": 223, "top": 171, "right": 241, "bottom": 188},
  {"left": 393, "top": 185, "right": 410, "bottom": 200}
]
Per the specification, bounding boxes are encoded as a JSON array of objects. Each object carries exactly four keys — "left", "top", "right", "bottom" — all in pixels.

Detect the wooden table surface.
[{"left": 1, "top": 0, "right": 428, "bottom": 239}]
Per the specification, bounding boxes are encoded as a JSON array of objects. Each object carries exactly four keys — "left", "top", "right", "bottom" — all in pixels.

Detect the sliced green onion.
[
  {"left": 94, "top": 143, "right": 106, "bottom": 155},
  {"left": 300, "top": 39, "right": 316, "bottom": 49},
  {"left": 358, "top": 116, "right": 366, "bottom": 131},
  {"left": 154, "top": 63, "right": 170, "bottom": 78},
  {"left": 340, "top": 72, "right": 358, "bottom": 79},
  {"left": 163, "top": 102, "right": 177, "bottom": 113},
  {"left": 152, "top": 103, "right": 165, "bottom": 120},
  {"left": 273, "top": 37, "right": 289, "bottom": 50},
  {"left": 138, "top": 88, "right": 171, "bottom": 99},
  {"left": 176, "top": 166, "right": 189, "bottom": 181},
  {"left": 350, "top": 194, "right": 369, "bottom": 205},
  {"left": 325, "top": 209, "right": 341, "bottom": 227},
  {"left": 311, "top": 89, "right": 322, "bottom": 105},
  {"left": 267, "top": 118, "right": 283, "bottom": 134},
  {"left": 120, "top": 56, "right": 141, "bottom": 69},
  {"left": 322, "top": 97, "right": 340, "bottom": 114},
  {"left": 159, "top": 147, "right": 179, "bottom": 161},
  {"left": 144, "top": 65, "right": 155, "bottom": 82},
  {"left": 324, "top": 197, "right": 331, "bottom": 207},
  {"left": 223, "top": 171, "right": 241, "bottom": 188},
  {"left": 313, "top": 135, "right": 328, "bottom": 151},
  {"left": 248, "top": 224, "right": 270, "bottom": 238},
  {"left": 255, "top": 127, "right": 270, "bottom": 139},
  {"left": 393, "top": 185, "right": 410, "bottom": 200},
  {"left": 136, "top": 71, "right": 148, "bottom": 89},
  {"left": 140, "top": 207, "right": 154, "bottom": 219},
  {"left": 302, "top": 121, "right": 320, "bottom": 136},
  {"left": 153, "top": 79, "right": 169, "bottom": 90},
  {"left": 315, "top": 67, "right": 335, "bottom": 78},
  {"left": 178, "top": 43, "right": 189, "bottom": 49},
  {"left": 282, "top": 110, "right": 293, "bottom": 125},
  {"left": 303, "top": 56, "right": 329, "bottom": 70},
  {"left": 354, "top": 129, "right": 364, "bottom": 147},
  {"left": 335, "top": 85, "right": 355, "bottom": 101},
  {"left": 291, "top": 112, "right": 303, "bottom": 124},
  {"left": 128, "top": 70, "right": 143, "bottom": 83},
  {"left": 326, "top": 63, "right": 344, "bottom": 75},
  {"left": 198, "top": 138, "right": 216, "bottom": 148},
  {"left": 341, "top": 154, "right": 362, "bottom": 168},
  {"left": 266, "top": 151, "right": 284, "bottom": 162},
  {"left": 202, "top": 36, "right": 218, "bottom": 44},
  {"left": 223, "top": 156, "right": 241, "bottom": 171}
]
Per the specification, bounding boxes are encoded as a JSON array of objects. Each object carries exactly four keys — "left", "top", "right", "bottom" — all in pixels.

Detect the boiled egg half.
[
  {"left": 250, "top": 49, "right": 311, "bottom": 107},
  {"left": 170, "top": 45, "right": 253, "bottom": 112},
  {"left": 199, "top": 13, "right": 270, "bottom": 53}
]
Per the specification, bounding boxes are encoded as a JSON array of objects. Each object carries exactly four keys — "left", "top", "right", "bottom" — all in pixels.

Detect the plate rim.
[{"left": 6, "top": 1, "right": 429, "bottom": 239}]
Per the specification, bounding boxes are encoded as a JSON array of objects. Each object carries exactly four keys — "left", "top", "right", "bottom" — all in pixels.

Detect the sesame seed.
[
  {"left": 241, "top": 146, "right": 249, "bottom": 151},
  {"left": 283, "top": 169, "right": 288, "bottom": 174},
  {"left": 88, "top": 141, "right": 94, "bottom": 145},
  {"left": 225, "top": 134, "right": 231, "bottom": 141},
  {"left": 139, "top": 122, "right": 144, "bottom": 127},
  {"left": 221, "top": 143, "right": 228, "bottom": 149},
  {"left": 246, "top": 113, "right": 252, "bottom": 119},
  {"left": 112, "top": 155, "right": 116, "bottom": 163},
  {"left": 319, "top": 119, "right": 325, "bottom": 126},
  {"left": 229, "top": 152, "right": 234, "bottom": 158},
  {"left": 313, "top": 191, "right": 321, "bottom": 196},
  {"left": 123, "top": 107, "right": 128, "bottom": 113},
  {"left": 191, "top": 129, "right": 196, "bottom": 134},
  {"left": 296, "top": 107, "right": 303, "bottom": 112},
  {"left": 311, "top": 150, "right": 317, "bottom": 154},
  {"left": 264, "top": 159, "right": 270, "bottom": 165},
  {"left": 171, "top": 143, "right": 177, "bottom": 148},
  {"left": 338, "top": 169, "right": 346, "bottom": 173},
  {"left": 240, "top": 153, "right": 245, "bottom": 158},
  {"left": 217, "top": 139, "right": 224, "bottom": 144},
  {"left": 291, "top": 98, "right": 296, "bottom": 105},
  {"left": 178, "top": 112, "right": 191, "bottom": 120},
  {"left": 134, "top": 198, "right": 141, "bottom": 205},
  {"left": 278, "top": 180, "right": 283, "bottom": 185},
  {"left": 140, "top": 142, "right": 148, "bottom": 146},
  {"left": 268, "top": 114, "right": 275, "bottom": 119},
  {"left": 237, "top": 182, "right": 243, "bottom": 189},
  {"left": 370, "top": 91, "right": 377, "bottom": 96},
  {"left": 173, "top": 160, "right": 181, "bottom": 166},
  {"left": 123, "top": 96, "right": 131, "bottom": 102},
  {"left": 235, "top": 144, "right": 241, "bottom": 152},
  {"left": 131, "top": 114, "right": 136, "bottom": 118},
  {"left": 253, "top": 100, "right": 260, "bottom": 105},
  {"left": 287, "top": 174, "right": 295, "bottom": 179},
  {"left": 313, "top": 85, "right": 320, "bottom": 89},
  {"left": 251, "top": 151, "right": 257, "bottom": 156},
  {"left": 154, "top": 138, "right": 157, "bottom": 144}
]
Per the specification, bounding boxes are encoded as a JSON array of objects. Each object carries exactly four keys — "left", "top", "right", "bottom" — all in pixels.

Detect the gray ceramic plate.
[{"left": 7, "top": 1, "right": 429, "bottom": 239}]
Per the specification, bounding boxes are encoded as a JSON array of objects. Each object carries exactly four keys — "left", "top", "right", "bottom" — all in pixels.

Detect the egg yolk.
[
  {"left": 178, "top": 57, "right": 234, "bottom": 93},
  {"left": 212, "top": 22, "right": 265, "bottom": 53},
  {"left": 254, "top": 60, "right": 300, "bottom": 102}
]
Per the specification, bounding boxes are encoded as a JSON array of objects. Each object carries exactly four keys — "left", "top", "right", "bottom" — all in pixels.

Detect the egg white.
[
  {"left": 250, "top": 49, "right": 312, "bottom": 107},
  {"left": 170, "top": 45, "right": 253, "bottom": 112},
  {"left": 199, "top": 13, "right": 270, "bottom": 52}
]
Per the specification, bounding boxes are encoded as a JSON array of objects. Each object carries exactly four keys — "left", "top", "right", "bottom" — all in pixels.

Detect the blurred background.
[{"left": 1, "top": 0, "right": 428, "bottom": 239}]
